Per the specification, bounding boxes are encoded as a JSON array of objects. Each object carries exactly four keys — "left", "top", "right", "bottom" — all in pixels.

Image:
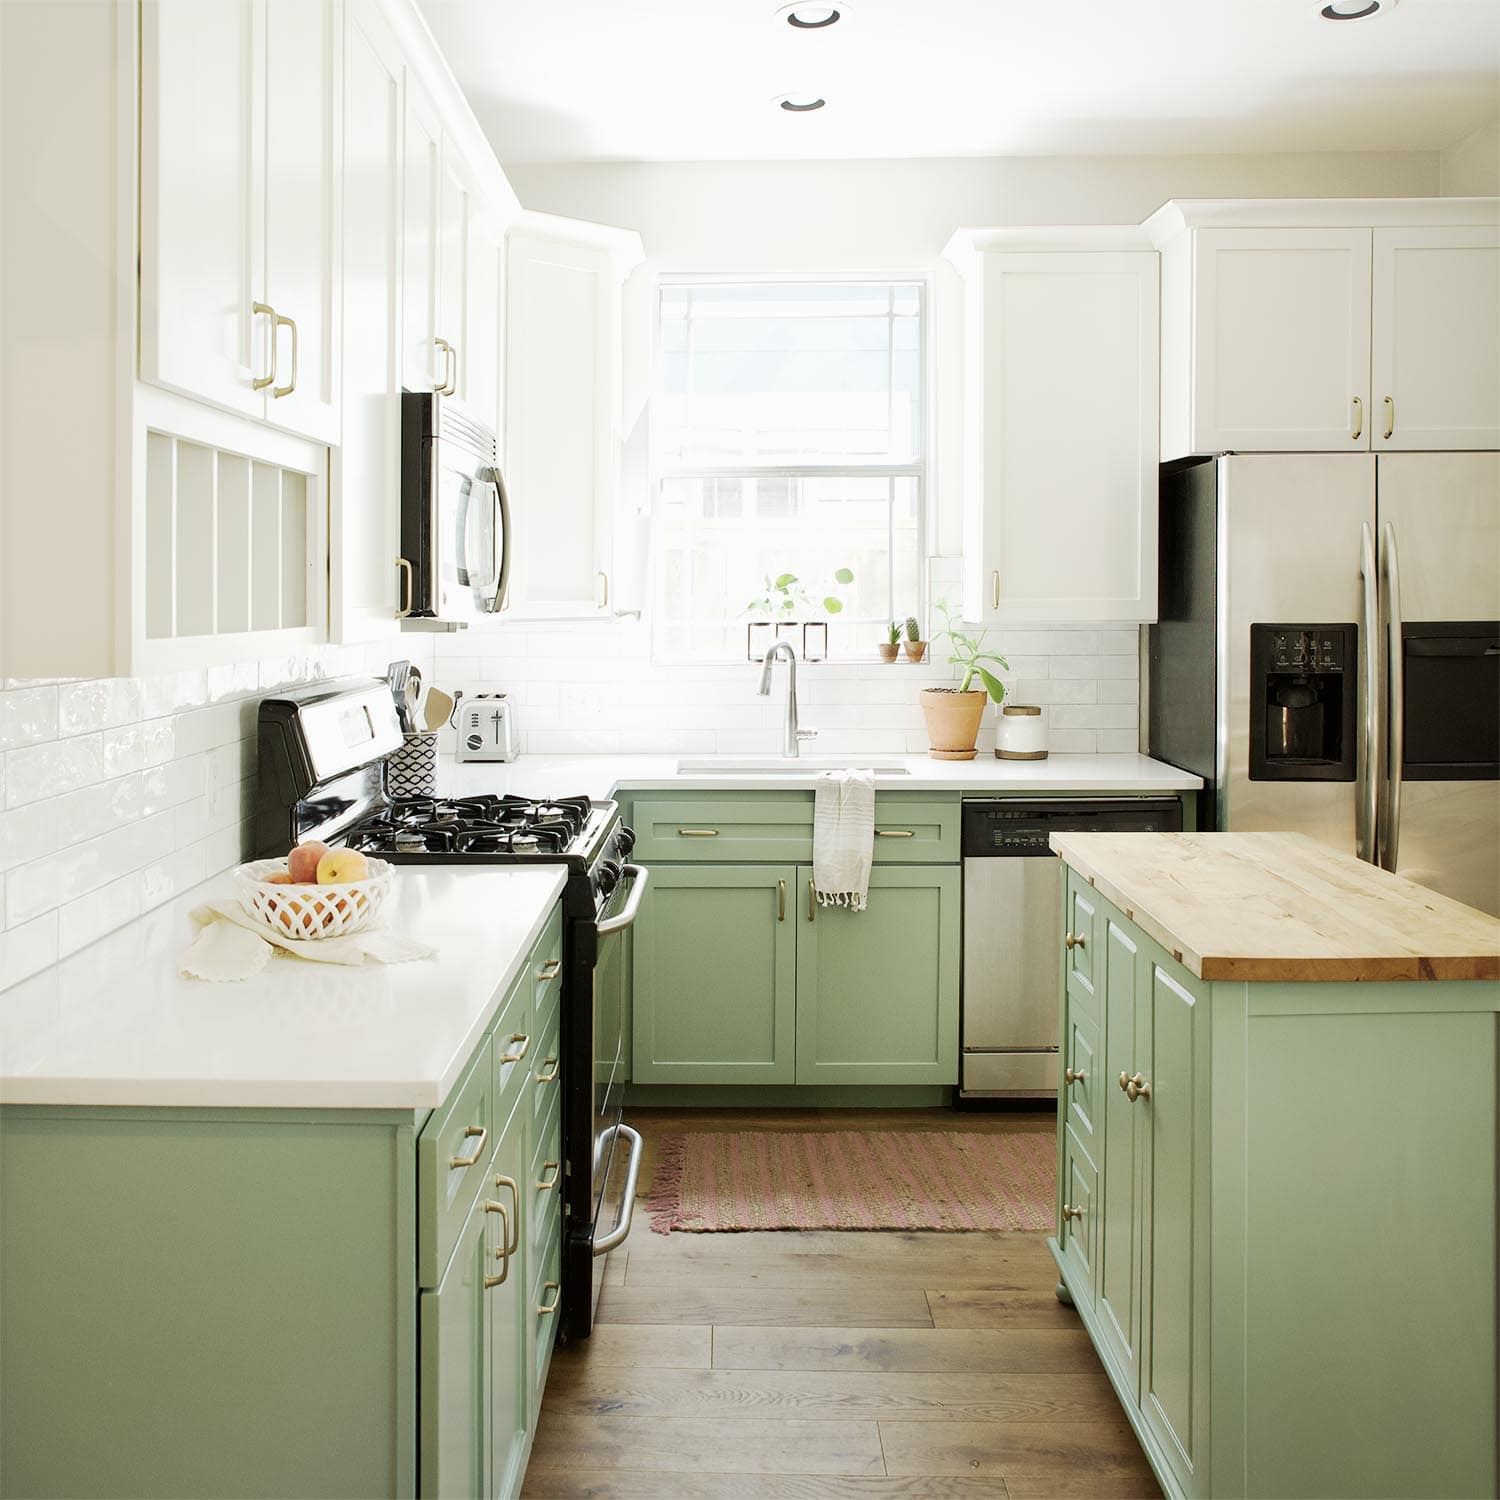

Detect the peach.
[
  {"left": 288, "top": 841, "right": 329, "bottom": 883},
  {"left": 263, "top": 871, "right": 295, "bottom": 886},
  {"left": 316, "top": 849, "right": 370, "bottom": 884}
]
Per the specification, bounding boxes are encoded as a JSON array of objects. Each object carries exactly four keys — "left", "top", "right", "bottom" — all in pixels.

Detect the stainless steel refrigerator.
[{"left": 1147, "top": 452, "right": 1500, "bottom": 916}]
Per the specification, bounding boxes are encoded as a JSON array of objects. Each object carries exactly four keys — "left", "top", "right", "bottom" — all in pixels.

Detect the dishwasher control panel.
[{"left": 961, "top": 798, "right": 1184, "bottom": 857}]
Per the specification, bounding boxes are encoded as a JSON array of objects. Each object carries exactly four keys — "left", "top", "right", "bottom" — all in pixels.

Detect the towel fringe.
[{"left": 816, "top": 890, "right": 867, "bottom": 912}]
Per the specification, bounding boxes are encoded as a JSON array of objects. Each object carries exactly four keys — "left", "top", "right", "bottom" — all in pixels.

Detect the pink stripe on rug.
[{"left": 647, "top": 1129, "right": 1055, "bottom": 1234}]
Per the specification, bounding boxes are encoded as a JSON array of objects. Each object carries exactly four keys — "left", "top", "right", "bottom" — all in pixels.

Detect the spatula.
[{"left": 424, "top": 687, "right": 455, "bottom": 732}]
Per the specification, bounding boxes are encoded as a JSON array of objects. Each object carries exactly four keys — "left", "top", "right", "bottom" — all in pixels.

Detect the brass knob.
[
  {"left": 1118, "top": 1071, "right": 1130, "bottom": 1092},
  {"left": 1065, "top": 1067, "right": 1087, "bottom": 1085},
  {"left": 1125, "top": 1072, "right": 1151, "bottom": 1102},
  {"left": 1062, "top": 1204, "right": 1084, "bottom": 1222},
  {"left": 1064, "top": 932, "right": 1086, "bottom": 951}
]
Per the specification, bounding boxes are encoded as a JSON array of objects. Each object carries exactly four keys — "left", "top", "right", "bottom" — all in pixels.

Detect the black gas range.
[{"left": 255, "top": 677, "right": 647, "bottom": 1341}]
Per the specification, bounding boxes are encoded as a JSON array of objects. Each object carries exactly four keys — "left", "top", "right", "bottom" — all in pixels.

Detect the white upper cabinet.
[
  {"left": 1371, "top": 226, "right": 1500, "bottom": 451},
  {"left": 503, "top": 216, "right": 644, "bottom": 619},
  {"left": 1152, "top": 200, "right": 1500, "bottom": 459},
  {"left": 139, "top": 0, "right": 340, "bottom": 444},
  {"left": 401, "top": 71, "right": 442, "bottom": 394},
  {"left": 466, "top": 212, "right": 506, "bottom": 436},
  {"left": 945, "top": 233, "right": 1160, "bottom": 625},
  {"left": 437, "top": 154, "right": 472, "bottom": 401}
]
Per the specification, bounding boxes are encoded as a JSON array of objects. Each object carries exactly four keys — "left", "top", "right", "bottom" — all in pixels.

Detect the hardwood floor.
[{"left": 522, "top": 1109, "right": 1159, "bottom": 1499}]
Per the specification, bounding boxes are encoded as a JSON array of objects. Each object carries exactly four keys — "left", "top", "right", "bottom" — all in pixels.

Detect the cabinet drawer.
[
  {"left": 529, "top": 1214, "right": 563, "bottom": 1412},
  {"left": 632, "top": 799, "right": 814, "bottom": 862},
  {"left": 528, "top": 1090, "right": 563, "bottom": 1272},
  {"left": 870, "top": 800, "right": 960, "bottom": 863},
  {"left": 532, "top": 903, "right": 565, "bottom": 1035},
  {"left": 417, "top": 1038, "right": 496, "bottom": 1288},
  {"left": 531, "top": 1001, "right": 563, "bottom": 1125},
  {"left": 491, "top": 969, "right": 534, "bottom": 1128},
  {"left": 1059, "top": 1123, "right": 1098, "bottom": 1304},
  {"left": 1064, "top": 875, "right": 1101, "bottom": 1027},
  {"left": 1062, "top": 1010, "right": 1101, "bottom": 1151}
]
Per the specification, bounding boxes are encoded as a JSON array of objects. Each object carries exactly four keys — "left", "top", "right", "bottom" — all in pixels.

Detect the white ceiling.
[{"left": 417, "top": 0, "right": 1500, "bottom": 165}]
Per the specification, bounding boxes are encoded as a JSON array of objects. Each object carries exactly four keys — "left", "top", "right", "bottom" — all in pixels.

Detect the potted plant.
[
  {"left": 920, "top": 601, "right": 1010, "bottom": 760},
  {"left": 877, "top": 621, "right": 901, "bottom": 663},
  {"left": 903, "top": 615, "right": 927, "bottom": 664},
  {"left": 746, "top": 567, "right": 854, "bottom": 662}
]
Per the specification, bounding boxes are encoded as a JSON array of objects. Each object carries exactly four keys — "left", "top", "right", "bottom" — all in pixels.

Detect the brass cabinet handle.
[
  {"left": 537, "top": 1281, "right": 561, "bottom": 1317},
  {"left": 396, "top": 557, "right": 414, "bottom": 618},
  {"left": 500, "top": 1033, "right": 530, "bottom": 1065},
  {"left": 808, "top": 879, "right": 816, "bottom": 921},
  {"left": 1351, "top": 394, "right": 1364, "bottom": 441},
  {"left": 252, "top": 301, "right": 277, "bottom": 390},
  {"left": 272, "top": 309, "right": 298, "bottom": 398},
  {"left": 678, "top": 828, "right": 720, "bottom": 837},
  {"left": 875, "top": 829, "right": 915, "bottom": 839},
  {"left": 434, "top": 336, "right": 455, "bottom": 395},
  {"left": 536, "top": 1160, "right": 561, "bottom": 1193},
  {"left": 1062, "top": 1203, "right": 1084, "bottom": 1222},
  {"left": 492, "top": 1174, "right": 520, "bottom": 1254},
  {"left": 1123, "top": 1071, "right": 1151, "bottom": 1102},
  {"left": 535, "top": 1056, "right": 560, "bottom": 1084},
  {"left": 778, "top": 879, "right": 786, "bottom": 922},
  {"left": 1064, "top": 1067, "right": 1087, "bottom": 1085},
  {"left": 1383, "top": 395, "right": 1395, "bottom": 439},
  {"left": 444, "top": 340, "right": 458, "bottom": 395},
  {"left": 597, "top": 571, "right": 609, "bottom": 608},
  {"left": 992, "top": 569, "right": 1000, "bottom": 609},
  {"left": 537, "top": 959, "right": 561, "bottom": 983},
  {"left": 483, "top": 1200, "right": 511, "bottom": 1288},
  {"left": 450, "top": 1124, "right": 488, "bottom": 1170},
  {"left": 1064, "top": 932, "right": 1086, "bottom": 950}
]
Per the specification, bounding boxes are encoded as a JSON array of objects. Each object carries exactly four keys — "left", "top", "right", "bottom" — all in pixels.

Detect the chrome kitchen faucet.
[{"left": 757, "top": 639, "right": 817, "bottom": 758}]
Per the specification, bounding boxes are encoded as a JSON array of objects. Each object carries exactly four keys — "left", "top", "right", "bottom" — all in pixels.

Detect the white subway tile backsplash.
[
  {"left": 5, "top": 734, "right": 103, "bottom": 807},
  {"left": 57, "top": 872, "right": 144, "bottom": 959},
  {"left": 0, "top": 685, "right": 59, "bottom": 750},
  {"left": 1, "top": 911, "right": 58, "bottom": 988},
  {"left": 57, "top": 679, "right": 143, "bottom": 736}
]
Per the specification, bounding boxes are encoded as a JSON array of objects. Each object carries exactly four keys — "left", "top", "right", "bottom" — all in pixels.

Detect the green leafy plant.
[
  {"left": 747, "top": 566, "right": 855, "bottom": 619},
  {"left": 904, "top": 615, "right": 922, "bottom": 643},
  {"left": 887, "top": 620, "right": 902, "bottom": 645},
  {"left": 934, "top": 600, "right": 1010, "bottom": 702}
]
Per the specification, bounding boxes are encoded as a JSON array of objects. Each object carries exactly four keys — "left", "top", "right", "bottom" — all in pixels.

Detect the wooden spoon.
[{"left": 424, "top": 688, "right": 456, "bottom": 732}]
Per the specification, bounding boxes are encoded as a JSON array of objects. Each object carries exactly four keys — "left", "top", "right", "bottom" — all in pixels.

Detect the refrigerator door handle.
[
  {"left": 1379, "top": 522, "right": 1405, "bottom": 872},
  {"left": 1357, "top": 523, "right": 1379, "bottom": 864}
]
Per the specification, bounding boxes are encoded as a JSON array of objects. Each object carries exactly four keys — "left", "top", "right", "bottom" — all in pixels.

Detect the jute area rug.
[{"left": 646, "top": 1129, "right": 1054, "bottom": 1234}]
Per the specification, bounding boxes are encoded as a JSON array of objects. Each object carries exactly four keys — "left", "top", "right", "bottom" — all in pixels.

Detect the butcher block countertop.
[{"left": 1048, "top": 831, "right": 1500, "bottom": 983}]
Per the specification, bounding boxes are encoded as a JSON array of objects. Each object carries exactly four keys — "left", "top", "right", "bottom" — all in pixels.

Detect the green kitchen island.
[{"left": 1047, "top": 830, "right": 1500, "bottom": 1500}]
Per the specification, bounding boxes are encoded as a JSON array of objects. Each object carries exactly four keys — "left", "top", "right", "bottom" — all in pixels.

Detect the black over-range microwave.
[{"left": 398, "top": 390, "right": 511, "bottom": 623}]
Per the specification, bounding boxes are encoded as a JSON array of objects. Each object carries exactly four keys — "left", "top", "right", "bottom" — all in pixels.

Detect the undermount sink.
[{"left": 676, "top": 757, "right": 911, "bottom": 776}]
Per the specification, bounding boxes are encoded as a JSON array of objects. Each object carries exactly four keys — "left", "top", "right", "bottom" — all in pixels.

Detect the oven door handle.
[
  {"left": 592, "top": 1124, "right": 643, "bottom": 1256},
  {"left": 597, "top": 864, "right": 649, "bottom": 937}
]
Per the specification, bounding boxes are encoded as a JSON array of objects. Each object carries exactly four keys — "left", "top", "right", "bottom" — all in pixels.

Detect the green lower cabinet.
[
  {"left": 795, "top": 864, "right": 960, "bottom": 1085},
  {"left": 632, "top": 864, "right": 798, "bottom": 1083},
  {"left": 489, "top": 1100, "right": 530, "bottom": 1500}
]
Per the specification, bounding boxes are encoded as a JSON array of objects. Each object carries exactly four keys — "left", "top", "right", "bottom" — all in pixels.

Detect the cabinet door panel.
[
  {"left": 795, "top": 866, "right": 960, "bottom": 1085},
  {"left": 468, "top": 218, "right": 505, "bottom": 435},
  {"left": 632, "top": 865, "right": 797, "bottom": 1083},
  {"left": 489, "top": 1102, "right": 528, "bottom": 1500},
  {"left": 1095, "top": 917, "right": 1142, "bottom": 1383},
  {"left": 438, "top": 153, "right": 470, "bottom": 398},
  {"left": 1193, "top": 228, "right": 1372, "bottom": 452},
  {"left": 1372, "top": 227, "right": 1500, "bottom": 451},
  {"left": 139, "top": 0, "right": 264, "bottom": 417},
  {"left": 1139, "top": 957, "right": 1206, "bottom": 1485},
  {"left": 1059, "top": 1124, "right": 1098, "bottom": 1300},
  {"left": 402, "top": 76, "right": 441, "bottom": 393}
]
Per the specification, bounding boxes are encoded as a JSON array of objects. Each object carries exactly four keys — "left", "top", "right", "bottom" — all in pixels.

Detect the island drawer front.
[
  {"left": 532, "top": 903, "right": 565, "bottom": 1035},
  {"left": 1064, "top": 872, "right": 1102, "bottom": 1027},
  {"left": 532, "top": 1002, "right": 563, "bottom": 1125},
  {"left": 528, "top": 1088, "right": 563, "bottom": 1270},
  {"left": 1063, "top": 1011, "right": 1101, "bottom": 1152},
  {"left": 491, "top": 970, "right": 535, "bottom": 1129},
  {"left": 529, "top": 1213, "right": 564, "bottom": 1410},
  {"left": 632, "top": 799, "right": 815, "bottom": 862},
  {"left": 418, "top": 1037, "right": 496, "bottom": 1288},
  {"left": 1059, "top": 1122, "right": 1098, "bottom": 1305}
]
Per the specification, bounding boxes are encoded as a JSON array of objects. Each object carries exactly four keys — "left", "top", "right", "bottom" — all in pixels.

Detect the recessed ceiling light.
[
  {"left": 778, "top": 94, "right": 827, "bottom": 112},
  {"left": 1319, "top": 0, "right": 1395, "bottom": 18},
  {"left": 775, "top": 3, "right": 844, "bottom": 28}
]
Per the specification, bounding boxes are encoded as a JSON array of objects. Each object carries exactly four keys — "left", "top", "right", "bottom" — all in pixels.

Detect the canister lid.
[{"left": 1002, "top": 703, "right": 1041, "bottom": 716}]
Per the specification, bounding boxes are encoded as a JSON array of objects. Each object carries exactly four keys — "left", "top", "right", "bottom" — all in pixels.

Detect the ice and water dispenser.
[{"left": 1249, "top": 624, "right": 1358, "bottom": 781}]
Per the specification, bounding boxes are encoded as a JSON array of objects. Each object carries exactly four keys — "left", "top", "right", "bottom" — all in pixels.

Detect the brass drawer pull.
[
  {"left": 500, "top": 1033, "right": 530, "bottom": 1065},
  {"left": 272, "top": 308, "right": 298, "bottom": 399},
  {"left": 1383, "top": 394, "right": 1395, "bottom": 439},
  {"left": 1351, "top": 394, "right": 1363, "bottom": 441},
  {"left": 396, "top": 556, "right": 414, "bottom": 618},
  {"left": 1062, "top": 1203, "right": 1084, "bottom": 1222},
  {"left": 450, "top": 1124, "right": 488, "bottom": 1170},
  {"left": 537, "top": 1281, "right": 561, "bottom": 1316},
  {"left": 992, "top": 569, "right": 1000, "bottom": 609},
  {"left": 483, "top": 1200, "right": 511, "bottom": 1288},
  {"left": 875, "top": 829, "right": 914, "bottom": 839},
  {"left": 678, "top": 828, "right": 719, "bottom": 837},
  {"left": 808, "top": 879, "right": 816, "bottom": 922},
  {"left": 778, "top": 879, "right": 786, "bottom": 922},
  {"left": 252, "top": 301, "right": 277, "bottom": 390},
  {"left": 536, "top": 1056, "right": 561, "bottom": 1085},
  {"left": 492, "top": 1175, "right": 520, "bottom": 1254},
  {"left": 537, "top": 958, "right": 561, "bottom": 983},
  {"left": 536, "top": 1160, "right": 561, "bottom": 1193},
  {"left": 1064, "top": 1067, "right": 1087, "bottom": 1085},
  {"left": 1065, "top": 931, "right": 1086, "bottom": 950},
  {"left": 1122, "top": 1071, "right": 1151, "bottom": 1102}
]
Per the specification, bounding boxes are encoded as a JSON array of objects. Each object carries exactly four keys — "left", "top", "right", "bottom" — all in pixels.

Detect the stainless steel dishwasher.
[{"left": 961, "top": 798, "right": 1183, "bottom": 1098}]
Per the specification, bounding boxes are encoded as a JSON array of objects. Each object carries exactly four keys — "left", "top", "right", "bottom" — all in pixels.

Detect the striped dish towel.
[{"left": 812, "top": 769, "right": 876, "bottom": 910}]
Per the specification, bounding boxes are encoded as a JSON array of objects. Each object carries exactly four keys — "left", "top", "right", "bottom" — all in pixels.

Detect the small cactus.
[{"left": 905, "top": 616, "right": 922, "bottom": 643}]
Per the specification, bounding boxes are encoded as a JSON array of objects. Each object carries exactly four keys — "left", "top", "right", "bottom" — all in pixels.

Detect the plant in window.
[
  {"left": 744, "top": 567, "right": 855, "bottom": 662},
  {"left": 903, "top": 614, "right": 927, "bottom": 664},
  {"left": 918, "top": 601, "right": 1011, "bottom": 761},
  {"left": 877, "top": 620, "right": 902, "bottom": 664}
]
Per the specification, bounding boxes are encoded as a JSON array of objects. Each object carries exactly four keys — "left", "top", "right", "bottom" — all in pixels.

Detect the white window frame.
[{"left": 648, "top": 270, "right": 933, "bottom": 665}]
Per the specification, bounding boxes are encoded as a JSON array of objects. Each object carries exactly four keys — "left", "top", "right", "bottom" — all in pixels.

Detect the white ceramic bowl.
[{"left": 233, "top": 856, "right": 393, "bottom": 941}]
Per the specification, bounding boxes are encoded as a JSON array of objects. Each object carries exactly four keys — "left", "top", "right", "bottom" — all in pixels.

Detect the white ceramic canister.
[{"left": 995, "top": 703, "right": 1047, "bottom": 760}]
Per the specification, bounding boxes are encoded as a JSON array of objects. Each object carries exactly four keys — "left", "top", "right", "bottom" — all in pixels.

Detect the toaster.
[{"left": 455, "top": 693, "right": 519, "bottom": 762}]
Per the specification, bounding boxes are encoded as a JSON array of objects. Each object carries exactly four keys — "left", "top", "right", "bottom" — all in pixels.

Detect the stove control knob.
[
  {"left": 616, "top": 826, "right": 636, "bottom": 857},
  {"left": 597, "top": 860, "right": 622, "bottom": 897}
]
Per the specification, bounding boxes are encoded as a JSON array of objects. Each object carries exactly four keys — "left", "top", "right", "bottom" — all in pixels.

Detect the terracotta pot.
[
  {"left": 903, "top": 641, "right": 928, "bottom": 663},
  {"left": 877, "top": 642, "right": 900, "bottom": 663},
  {"left": 920, "top": 688, "right": 988, "bottom": 761}
]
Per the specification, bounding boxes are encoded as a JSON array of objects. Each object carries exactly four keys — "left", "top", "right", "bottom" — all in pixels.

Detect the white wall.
[{"left": 1441, "top": 118, "right": 1500, "bottom": 196}]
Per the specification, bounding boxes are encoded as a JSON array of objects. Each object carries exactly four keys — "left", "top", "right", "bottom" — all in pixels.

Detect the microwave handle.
[{"left": 488, "top": 466, "right": 512, "bottom": 614}]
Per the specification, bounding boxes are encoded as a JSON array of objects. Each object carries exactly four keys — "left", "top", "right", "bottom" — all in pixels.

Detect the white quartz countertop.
[
  {"left": 0, "top": 865, "right": 566, "bottom": 1111},
  {"left": 442, "top": 751, "right": 1202, "bottom": 799}
]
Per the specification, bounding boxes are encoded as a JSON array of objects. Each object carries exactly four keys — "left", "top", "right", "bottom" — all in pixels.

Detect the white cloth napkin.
[
  {"left": 179, "top": 899, "right": 436, "bottom": 982},
  {"left": 813, "top": 769, "right": 876, "bottom": 912}
]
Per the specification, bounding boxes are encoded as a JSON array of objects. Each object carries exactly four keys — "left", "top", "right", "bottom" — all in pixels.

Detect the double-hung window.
[{"left": 654, "top": 280, "right": 925, "bottom": 661}]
